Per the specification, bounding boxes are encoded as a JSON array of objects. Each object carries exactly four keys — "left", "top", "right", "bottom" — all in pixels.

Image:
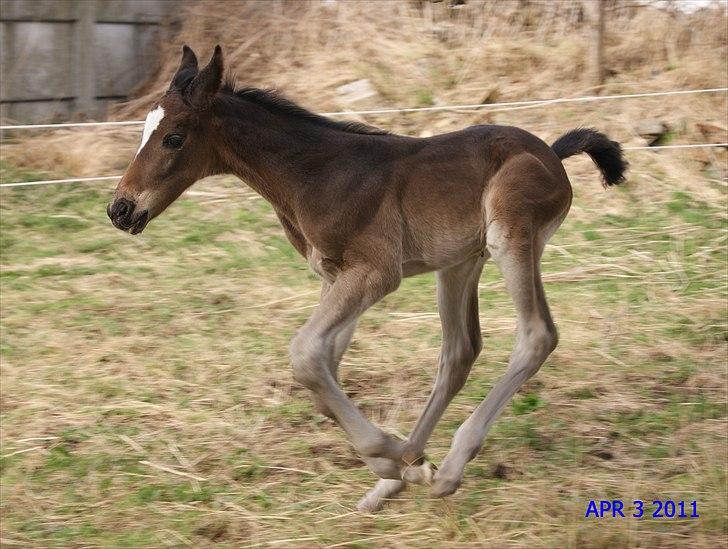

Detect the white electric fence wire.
[
  {"left": 1, "top": 143, "right": 725, "bottom": 188},
  {"left": 620, "top": 143, "right": 728, "bottom": 150},
  {"left": 0, "top": 175, "right": 123, "bottom": 188},
  {"left": 2, "top": 87, "right": 726, "bottom": 188},
  {"left": 0, "top": 87, "right": 726, "bottom": 131}
]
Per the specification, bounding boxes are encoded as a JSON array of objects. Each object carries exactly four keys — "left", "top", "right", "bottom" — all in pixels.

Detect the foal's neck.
[{"left": 213, "top": 94, "right": 365, "bottom": 218}]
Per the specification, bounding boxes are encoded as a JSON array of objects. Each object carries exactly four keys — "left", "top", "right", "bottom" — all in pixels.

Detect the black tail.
[{"left": 551, "top": 128, "right": 627, "bottom": 186}]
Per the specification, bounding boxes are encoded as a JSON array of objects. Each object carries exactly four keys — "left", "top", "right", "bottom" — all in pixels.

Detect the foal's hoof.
[
  {"left": 430, "top": 473, "right": 462, "bottom": 498},
  {"left": 356, "top": 495, "right": 383, "bottom": 514},
  {"left": 400, "top": 459, "right": 436, "bottom": 485},
  {"left": 356, "top": 479, "right": 407, "bottom": 513}
]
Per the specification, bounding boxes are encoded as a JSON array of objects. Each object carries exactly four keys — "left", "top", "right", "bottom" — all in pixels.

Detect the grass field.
[{"left": 1, "top": 144, "right": 726, "bottom": 547}]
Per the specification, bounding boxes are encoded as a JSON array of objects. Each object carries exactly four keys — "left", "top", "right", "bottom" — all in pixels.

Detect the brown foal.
[{"left": 108, "top": 46, "right": 627, "bottom": 511}]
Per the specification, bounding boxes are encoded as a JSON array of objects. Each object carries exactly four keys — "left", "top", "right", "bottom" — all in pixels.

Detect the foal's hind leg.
[
  {"left": 357, "top": 256, "right": 485, "bottom": 512},
  {"left": 403, "top": 256, "right": 486, "bottom": 465},
  {"left": 431, "top": 221, "right": 558, "bottom": 497}
]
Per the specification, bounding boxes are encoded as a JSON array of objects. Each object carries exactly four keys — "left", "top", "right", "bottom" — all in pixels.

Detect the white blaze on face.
[{"left": 135, "top": 106, "right": 165, "bottom": 157}]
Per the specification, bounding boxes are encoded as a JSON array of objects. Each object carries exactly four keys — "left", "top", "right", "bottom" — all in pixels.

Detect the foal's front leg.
[
  {"left": 307, "top": 281, "right": 357, "bottom": 419},
  {"left": 290, "top": 265, "right": 432, "bottom": 480}
]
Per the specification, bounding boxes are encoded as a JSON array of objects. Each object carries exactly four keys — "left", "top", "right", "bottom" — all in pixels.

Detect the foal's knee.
[
  {"left": 516, "top": 322, "right": 558, "bottom": 378},
  {"left": 441, "top": 333, "right": 482, "bottom": 395},
  {"left": 289, "top": 332, "right": 329, "bottom": 390}
]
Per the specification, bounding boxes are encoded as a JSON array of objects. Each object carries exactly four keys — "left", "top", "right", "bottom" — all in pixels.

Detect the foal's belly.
[
  {"left": 402, "top": 260, "right": 437, "bottom": 277},
  {"left": 402, "top": 235, "right": 485, "bottom": 277}
]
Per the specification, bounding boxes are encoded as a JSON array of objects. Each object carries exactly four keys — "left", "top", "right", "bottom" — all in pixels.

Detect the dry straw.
[{"left": 1, "top": 0, "right": 726, "bottom": 182}]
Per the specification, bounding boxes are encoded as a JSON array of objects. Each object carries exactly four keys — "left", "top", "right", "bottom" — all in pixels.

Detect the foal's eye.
[{"left": 162, "top": 134, "right": 185, "bottom": 149}]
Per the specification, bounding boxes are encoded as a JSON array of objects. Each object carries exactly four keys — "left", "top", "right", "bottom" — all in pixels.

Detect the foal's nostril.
[{"left": 110, "top": 198, "right": 135, "bottom": 220}]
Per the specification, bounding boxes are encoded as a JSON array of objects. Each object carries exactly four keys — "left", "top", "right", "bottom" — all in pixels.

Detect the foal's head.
[{"left": 108, "top": 46, "right": 225, "bottom": 234}]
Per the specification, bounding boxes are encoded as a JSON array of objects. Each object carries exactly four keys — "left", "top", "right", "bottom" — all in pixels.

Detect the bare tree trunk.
[{"left": 582, "top": 0, "right": 605, "bottom": 90}]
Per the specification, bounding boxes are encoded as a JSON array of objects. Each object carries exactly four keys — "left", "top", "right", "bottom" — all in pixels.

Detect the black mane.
[{"left": 219, "top": 80, "right": 389, "bottom": 136}]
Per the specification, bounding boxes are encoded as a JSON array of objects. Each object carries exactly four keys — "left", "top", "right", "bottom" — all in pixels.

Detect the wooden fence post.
[
  {"left": 74, "top": 0, "right": 96, "bottom": 118},
  {"left": 582, "top": 0, "right": 605, "bottom": 90}
]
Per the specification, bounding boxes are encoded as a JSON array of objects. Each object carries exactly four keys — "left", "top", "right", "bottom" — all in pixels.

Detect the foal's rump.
[
  {"left": 392, "top": 124, "right": 625, "bottom": 271},
  {"left": 480, "top": 124, "right": 626, "bottom": 238},
  {"left": 482, "top": 149, "right": 572, "bottom": 234}
]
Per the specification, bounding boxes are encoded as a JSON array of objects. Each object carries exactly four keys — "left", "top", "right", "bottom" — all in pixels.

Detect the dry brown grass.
[
  {"left": 2, "top": 0, "right": 726, "bottom": 180},
  {"left": 1, "top": 166, "right": 726, "bottom": 546}
]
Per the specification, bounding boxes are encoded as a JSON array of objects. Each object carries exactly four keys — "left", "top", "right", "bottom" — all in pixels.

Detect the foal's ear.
[
  {"left": 169, "top": 45, "right": 199, "bottom": 91},
  {"left": 187, "top": 45, "right": 224, "bottom": 109}
]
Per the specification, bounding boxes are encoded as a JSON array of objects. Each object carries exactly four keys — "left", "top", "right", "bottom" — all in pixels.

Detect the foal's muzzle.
[{"left": 107, "top": 198, "right": 149, "bottom": 235}]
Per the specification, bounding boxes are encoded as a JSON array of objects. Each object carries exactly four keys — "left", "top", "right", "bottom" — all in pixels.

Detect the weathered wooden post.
[
  {"left": 582, "top": 0, "right": 605, "bottom": 90},
  {"left": 73, "top": 0, "right": 96, "bottom": 118}
]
